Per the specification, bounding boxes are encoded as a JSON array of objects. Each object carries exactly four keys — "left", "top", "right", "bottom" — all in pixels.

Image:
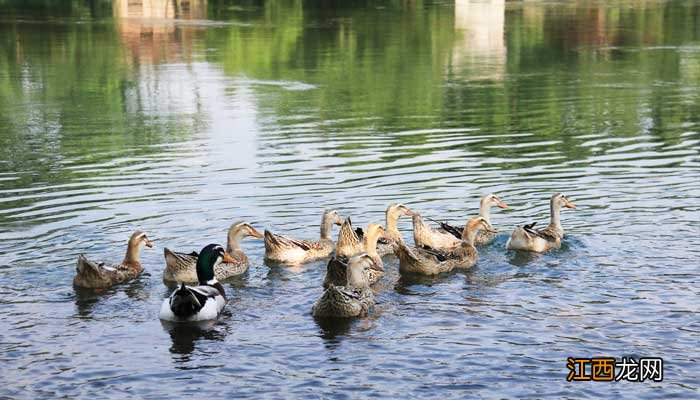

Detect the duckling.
[
  {"left": 312, "top": 253, "right": 376, "bottom": 318},
  {"left": 74, "top": 230, "right": 153, "bottom": 289},
  {"left": 325, "top": 223, "right": 386, "bottom": 288},
  {"left": 163, "top": 222, "right": 263, "bottom": 283},
  {"left": 264, "top": 210, "right": 343, "bottom": 265},
  {"left": 506, "top": 193, "right": 576, "bottom": 252},
  {"left": 394, "top": 216, "right": 494, "bottom": 275},
  {"left": 424, "top": 194, "right": 509, "bottom": 248},
  {"left": 159, "top": 244, "right": 237, "bottom": 322}
]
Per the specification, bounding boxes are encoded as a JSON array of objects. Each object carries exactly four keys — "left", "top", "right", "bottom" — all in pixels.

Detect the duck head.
[
  {"left": 364, "top": 223, "right": 385, "bottom": 243},
  {"left": 386, "top": 203, "right": 413, "bottom": 231},
  {"left": 227, "top": 221, "right": 264, "bottom": 252},
  {"left": 320, "top": 210, "right": 343, "bottom": 240},
  {"left": 462, "top": 216, "right": 496, "bottom": 245},
  {"left": 324, "top": 209, "right": 344, "bottom": 226},
  {"left": 196, "top": 244, "right": 237, "bottom": 285},
  {"left": 347, "top": 253, "right": 374, "bottom": 287},
  {"left": 482, "top": 193, "right": 508, "bottom": 209},
  {"left": 552, "top": 193, "right": 576, "bottom": 210},
  {"left": 124, "top": 230, "right": 153, "bottom": 263}
]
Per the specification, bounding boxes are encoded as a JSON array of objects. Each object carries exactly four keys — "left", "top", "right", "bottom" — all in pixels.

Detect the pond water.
[{"left": 0, "top": 0, "right": 698, "bottom": 398}]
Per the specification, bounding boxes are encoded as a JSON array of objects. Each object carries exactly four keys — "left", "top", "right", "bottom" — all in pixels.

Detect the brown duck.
[{"left": 74, "top": 230, "right": 153, "bottom": 289}]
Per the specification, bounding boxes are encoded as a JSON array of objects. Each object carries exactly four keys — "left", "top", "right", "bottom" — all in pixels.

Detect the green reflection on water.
[{"left": 0, "top": 0, "right": 698, "bottom": 188}]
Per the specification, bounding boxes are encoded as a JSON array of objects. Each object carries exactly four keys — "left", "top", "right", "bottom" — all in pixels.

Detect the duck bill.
[
  {"left": 565, "top": 201, "right": 576, "bottom": 209},
  {"left": 483, "top": 222, "right": 498, "bottom": 233},
  {"left": 497, "top": 200, "right": 509, "bottom": 209},
  {"left": 370, "top": 261, "right": 384, "bottom": 272},
  {"left": 404, "top": 209, "right": 414, "bottom": 216},
  {"left": 334, "top": 216, "right": 344, "bottom": 226},
  {"left": 222, "top": 252, "right": 238, "bottom": 264},
  {"left": 145, "top": 240, "right": 154, "bottom": 248},
  {"left": 250, "top": 228, "right": 264, "bottom": 239}
]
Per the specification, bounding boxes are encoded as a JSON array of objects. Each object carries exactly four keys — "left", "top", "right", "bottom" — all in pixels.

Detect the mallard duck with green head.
[{"left": 159, "top": 244, "right": 237, "bottom": 322}]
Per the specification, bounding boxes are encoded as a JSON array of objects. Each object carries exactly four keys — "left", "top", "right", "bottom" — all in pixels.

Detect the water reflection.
[
  {"left": 451, "top": 0, "right": 505, "bottom": 80},
  {"left": 162, "top": 319, "right": 224, "bottom": 356},
  {"left": 314, "top": 317, "right": 354, "bottom": 339},
  {"left": 114, "top": 0, "right": 206, "bottom": 65}
]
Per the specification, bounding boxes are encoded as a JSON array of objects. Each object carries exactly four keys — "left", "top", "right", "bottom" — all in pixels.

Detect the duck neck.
[
  {"left": 386, "top": 211, "right": 399, "bottom": 233},
  {"left": 462, "top": 224, "right": 478, "bottom": 246},
  {"left": 227, "top": 229, "right": 244, "bottom": 253},
  {"left": 479, "top": 200, "right": 491, "bottom": 223},
  {"left": 320, "top": 217, "right": 333, "bottom": 240},
  {"left": 550, "top": 202, "right": 562, "bottom": 229},
  {"left": 123, "top": 243, "right": 141, "bottom": 265},
  {"left": 363, "top": 231, "right": 379, "bottom": 258}
]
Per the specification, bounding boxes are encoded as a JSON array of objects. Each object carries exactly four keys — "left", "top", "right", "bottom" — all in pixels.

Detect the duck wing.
[
  {"left": 265, "top": 230, "right": 312, "bottom": 251},
  {"left": 417, "top": 245, "right": 449, "bottom": 262},
  {"left": 536, "top": 225, "right": 560, "bottom": 241},
  {"left": 427, "top": 217, "right": 462, "bottom": 240}
]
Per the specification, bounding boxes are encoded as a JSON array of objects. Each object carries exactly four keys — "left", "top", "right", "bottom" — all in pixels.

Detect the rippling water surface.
[{"left": 0, "top": 0, "right": 698, "bottom": 398}]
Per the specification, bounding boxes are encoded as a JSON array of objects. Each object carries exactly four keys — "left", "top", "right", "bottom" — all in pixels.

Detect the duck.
[
  {"left": 163, "top": 221, "right": 263, "bottom": 283},
  {"left": 325, "top": 222, "right": 386, "bottom": 288},
  {"left": 312, "top": 253, "right": 376, "bottom": 318},
  {"left": 394, "top": 216, "right": 494, "bottom": 275},
  {"left": 74, "top": 230, "right": 153, "bottom": 289},
  {"left": 506, "top": 192, "right": 576, "bottom": 252},
  {"left": 354, "top": 203, "right": 413, "bottom": 257},
  {"left": 159, "top": 244, "right": 237, "bottom": 322},
  {"left": 264, "top": 209, "right": 343, "bottom": 265},
  {"left": 412, "top": 212, "right": 462, "bottom": 250},
  {"left": 418, "top": 194, "right": 509, "bottom": 249}
]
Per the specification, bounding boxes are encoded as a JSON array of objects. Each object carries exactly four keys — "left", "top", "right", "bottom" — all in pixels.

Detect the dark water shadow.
[
  {"left": 507, "top": 250, "right": 545, "bottom": 267},
  {"left": 161, "top": 320, "right": 225, "bottom": 356},
  {"left": 394, "top": 271, "right": 453, "bottom": 294},
  {"left": 314, "top": 316, "right": 355, "bottom": 339}
]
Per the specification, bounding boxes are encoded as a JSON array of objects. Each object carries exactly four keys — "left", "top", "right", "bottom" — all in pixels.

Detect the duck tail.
[
  {"left": 523, "top": 222, "right": 538, "bottom": 235},
  {"left": 411, "top": 213, "right": 431, "bottom": 242},
  {"left": 440, "top": 221, "right": 462, "bottom": 240},
  {"left": 169, "top": 283, "right": 204, "bottom": 319},
  {"left": 76, "top": 254, "right": 100, "bottom": 276},
  {"left": 163, "top": 247, "right": 197, "bottom": 266},
  {"left": 393, "top": 242, "right": 418, "bottom": 264},
  {"left": 264, "top": 229, "right": 282, "bottom": 251},
  {"left": 337, "top": 218, "right": 362, "bottom": 258}
]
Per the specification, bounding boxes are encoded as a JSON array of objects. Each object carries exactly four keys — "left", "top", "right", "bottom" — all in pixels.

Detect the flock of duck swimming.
[{"left": 73, "top": 193, "right": 576, "bottom": 322}]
